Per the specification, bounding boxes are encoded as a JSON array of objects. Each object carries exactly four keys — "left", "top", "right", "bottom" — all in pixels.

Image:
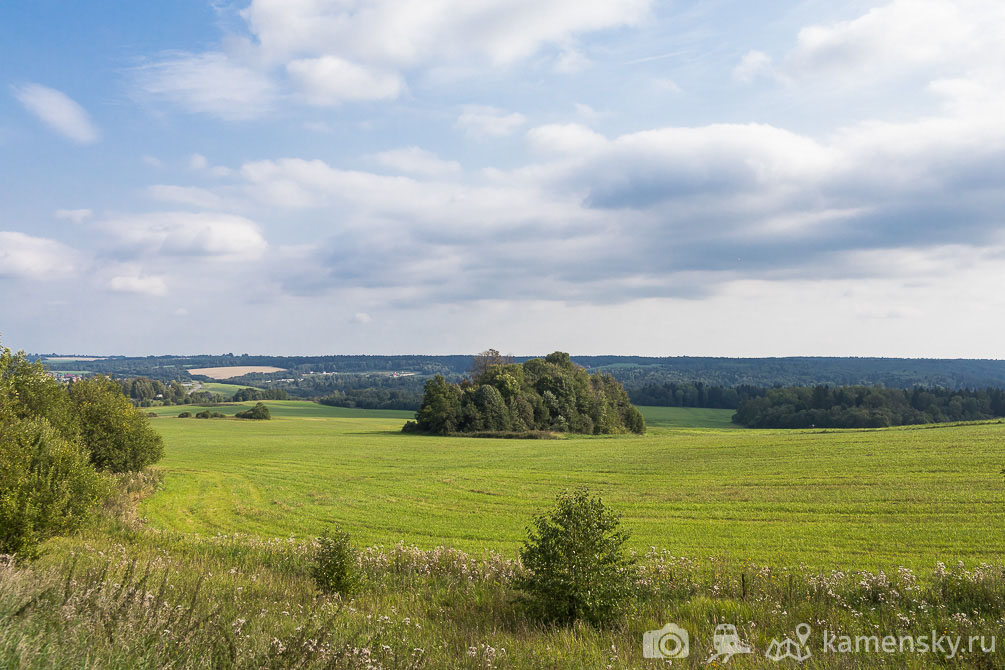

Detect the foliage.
[
  {"left": 69, "top": 375, "right": 165, "bottom": 472},
  {"left": 310, "top": 527, "right": 361, "bottom": 596},
  {"left": 0, "top": 345, "right": 107, "bottom": 558},
  {"left": 235, "top": 402, "right": 271, "bottom": 420},
  {"left": 733, "top": 384, "right": 1005, "bottom": 428},
  {"left": 232, "top": 387, "right": 289, "bottom": 402},
  {"left": 516, "top": 488, "right": 637, "bottom": 626},
  {"left": 0, "top": 418, "right": 107, "bottom": 559},
  {"left": 408, "top": 352, "right": 646, "bottom": 435},
  {"left": 177, "top": 411, "right": 192, "bottom": 418}
]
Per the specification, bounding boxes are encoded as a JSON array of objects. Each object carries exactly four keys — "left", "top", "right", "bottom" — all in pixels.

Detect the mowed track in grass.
[{"left": 141, "top": 401, "right": 1005, "bottom": 570}]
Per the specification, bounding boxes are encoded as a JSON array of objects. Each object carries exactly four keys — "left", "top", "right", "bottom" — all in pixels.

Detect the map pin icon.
[{"left": 796, "top": 623, "right": 811, "bottom": 646}]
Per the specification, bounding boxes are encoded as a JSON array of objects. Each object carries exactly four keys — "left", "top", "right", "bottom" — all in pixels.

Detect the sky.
[{"left": 1, "top": 0, "right": 1004, "bottom": 357}]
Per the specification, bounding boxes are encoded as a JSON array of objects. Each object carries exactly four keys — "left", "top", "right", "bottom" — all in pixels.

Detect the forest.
[
  {"left": 404, "top": 352, "right": 646, "bottom": 435},
  {"left": 732, "top": 384, "right": 1005, "bottom": 428}
]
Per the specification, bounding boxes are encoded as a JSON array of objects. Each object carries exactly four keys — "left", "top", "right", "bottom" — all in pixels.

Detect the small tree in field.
[
  {"left": 235, "top": 402, "right": 271, "bottom": 420},
  {"left": 516, "top": 488, "right": 636, "bottom": 626}
]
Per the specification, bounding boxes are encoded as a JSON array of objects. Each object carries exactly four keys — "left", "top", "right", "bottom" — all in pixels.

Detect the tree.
[
  {"left": 0, "top": 418, "right": 106, "bottom": 558},
  {"left": 69, "top": 375, "right": 164, "bottom": 472},
  {"left": 414, "top": 375, "right": 461, "bottom": 434},
  {"left": 516, "top": 488, "right": 637, "bottom": 626},
  {"left": 470, "top": 348, "right": 513, "bottom": 382},
  {"left": 0, "top": 343, "right": 106, "bottom": 558},
  {"left": 235, "top": 402, "right": 271, "bottom": 420}
]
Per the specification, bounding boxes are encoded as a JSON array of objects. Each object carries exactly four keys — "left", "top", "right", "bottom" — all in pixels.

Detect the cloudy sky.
[{"left": 2, "top": 0, "right": 1004, "bottom": 357}]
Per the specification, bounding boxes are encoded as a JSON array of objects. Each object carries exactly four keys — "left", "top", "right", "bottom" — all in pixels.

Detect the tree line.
[
  {"left": 404, "top": 352, "right": 645, "bottom": 435},
  {"left": 732, "top": 385, "right": 1005, "bottom": 428},
  {"left": 1, "top": 344, "right": 164, "bottom": 558}
]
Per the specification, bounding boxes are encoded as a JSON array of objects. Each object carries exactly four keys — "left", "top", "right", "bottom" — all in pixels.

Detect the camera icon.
[{"left": 643, "top": 622, "right": 690, "bottom": 659}]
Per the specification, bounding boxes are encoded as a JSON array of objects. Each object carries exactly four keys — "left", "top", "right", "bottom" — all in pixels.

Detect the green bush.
[
  {"left": 235, "top": 402, "right": 271, "bottom": 420},
  {"left": 69, "top": 376, "right": 164, "bottom": 473},
  {"left": 311, "top": 527, "right": 361, "bottom": 596},
  {"left": 0, "top": 417, "right": 107, "bottom": 559},
  {"left": 515, "top": 488, "right": 637, "bottom": 626},
  {"left": 177, "top": 411, "right": 192, "bottom": 418}
]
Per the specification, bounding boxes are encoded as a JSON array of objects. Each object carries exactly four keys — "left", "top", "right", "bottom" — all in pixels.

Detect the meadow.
[
  {"left": 140, "top": 401, "right": 1005, "bottom": 570},
  {"left": 5, "top": 401, "right": 1005, "bottom": 668}
]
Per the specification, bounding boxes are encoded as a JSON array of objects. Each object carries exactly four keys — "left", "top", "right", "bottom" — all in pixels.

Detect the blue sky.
[{"left": 2, "top": 0, "right": 1004, "bottom": 357}]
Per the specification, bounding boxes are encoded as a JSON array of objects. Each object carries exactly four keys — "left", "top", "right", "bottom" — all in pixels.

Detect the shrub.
[
  {"left": 177, "top": 411, "right": 192, "bottom": 418},
  {"left": 0, "top": 417, "right": 107, "bottom": 558},
  {"left": 69, "top": 375, "right": 164, "bottom": 473},
  {"left": 195, "top": 410, "right": 211, "bottom": 419},
  {"left": 515, "top": 488, "right": 636, "bottom": 626},
  {"left": 311, "top": 527, "right": 361, "bottom": 596},
  {"left": 235, "top": 402, "right": 271, "bottom": 420}
]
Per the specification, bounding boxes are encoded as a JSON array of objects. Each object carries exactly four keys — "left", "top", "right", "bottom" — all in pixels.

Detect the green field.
[
  {"left": 140, "top": 401, "right": 1005, "bottom": 570},
  {"left": 194, "top": 381, "right": 263, "bottom": 399}
]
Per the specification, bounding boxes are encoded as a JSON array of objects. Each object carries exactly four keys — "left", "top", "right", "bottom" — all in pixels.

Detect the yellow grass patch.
[{"left": 187, "top": 366, "right": 286, "bottom": 379}]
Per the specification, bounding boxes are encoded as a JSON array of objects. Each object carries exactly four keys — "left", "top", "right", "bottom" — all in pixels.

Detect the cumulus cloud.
[
  {"left": 287, "top": 56, "right": 405, "bottom": 104},
  {"left": 733, "top": 50, "right": 772, "bottom": 84},
  {"left": 133, "top": 52, "right": 277, "bottom": 120},
  {"left": 456, "top": 105, "right": 526, "bottom": 138},
  {"left": 0, "top": 231, "right": 79, "bottom": 280},
  {"left": 98, "top": 212, "right": 267, "bottom": 261},
  {"left": 12, "top": 83, "right": 99, "bottom": 144},
  {"left": 132, "top": 0, "right": 651, "bottom": 119},
  {"left": 372, "top": 147, "right": 461, "bottom": 177},
  {"left": 108, "top": 273, "right": 168, "bottom": 296}
]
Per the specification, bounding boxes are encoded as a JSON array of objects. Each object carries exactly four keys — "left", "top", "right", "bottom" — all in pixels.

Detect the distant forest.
[
  {"left": 38, "top": 354, "right": 1005, "bottom": 428},
  {"left": 732, "top": 385, "right": 1005, "bottom": 428}
]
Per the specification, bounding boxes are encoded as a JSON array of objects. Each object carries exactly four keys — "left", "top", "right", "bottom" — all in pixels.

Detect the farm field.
[
  {"left": 187, "top": 365, "right": 287, "bottom": 379},
  {"left": 141, "top": 401, "right": 1005, "bottom": 570}
]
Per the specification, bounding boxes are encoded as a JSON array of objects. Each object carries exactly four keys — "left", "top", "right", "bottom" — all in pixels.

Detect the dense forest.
[
  {"left": 404, "top": 352, "right": 645, "bottom": 435},
  {"left": 732, "top": 385, "right": 1005, "bottom": 428},
  {"left": 38, "top": 353, "right": 1005, "bottom": 392}
]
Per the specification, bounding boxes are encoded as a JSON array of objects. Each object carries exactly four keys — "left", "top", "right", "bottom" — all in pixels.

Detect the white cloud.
[
  {"left": 108, "top": 274, "right": 168, "bottom": 296},
  {"left": 133, "top": 52, "right": 277, "bottom": 120},
  {"left": 189, "top": 153, "right": 209, "bottom": 170},
  {"left": 142, "top": 155, "right": 163, "bottom": 168},
  {"left": 287, "top": 56, "right": 405, "bottom": 105},
  {"left": 54, "top": 208, "right": 93, "bottom": 224},
  {"left": 372, "top": 146, "right": 461, "bottom": 177},
  {"left": 0, "top": 231, "right": 79, "bottom": 280},
  {"left": 456, "top": 105, "right": 526, "bottom": 138},
  {"left": 12, "top": 83, "right": 99, "bottom": 144},
  {"left": 733, "top": 50, "right": 772, "bottom": 84},
  {"left": 526, "top": 123, "right": 607, "bottom": 154},
  {"left": 98, "top": 212, "right": 268, "bottom": 261}
]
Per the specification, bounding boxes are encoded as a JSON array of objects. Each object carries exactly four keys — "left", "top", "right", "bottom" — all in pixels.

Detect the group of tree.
[
  {"left": 628, "top": 381, "right": 769, "bottom": 409},
  {"left": 235, "top": 402, "right": 271, "bottom": 420},
  {"left": 231, "top": 387, "right": 288, "bottom": 402},
  {"left": 732, "top": 384, "right": 1005, "bottom": 428},
  {"left": 404, "top": 352, "right": 645, "bottom": 435},
  {"left": 319, "top": 387, "right": 422, "bottom": 410},
  {"left": 1, "top": 343, "right": 164, "bottom": 557},
  {"left": 116, "top": 376, "right": 224, "bottom": 406}
]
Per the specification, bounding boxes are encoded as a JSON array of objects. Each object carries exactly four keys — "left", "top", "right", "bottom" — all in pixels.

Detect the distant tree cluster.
[
  {"left": 404, "top": 352, "right": 645, "bottom": 435},
  {"left": 628, "top": 382, "right": 768, "bottom": 409},
  {"left": 320, "top": 387, "right": 421, "bottom": 410},
  {"left": 117, "top": 376, "right": 225, "bottom": 406},
  {"left": 232, "top": 387, "right": 288, "bottom": 402},
  {"left": 732, "top": 385, "right": 1005, "bottom": 428},
  {"left": 235, "top": 402, "right": 271, "bottom": 420}
]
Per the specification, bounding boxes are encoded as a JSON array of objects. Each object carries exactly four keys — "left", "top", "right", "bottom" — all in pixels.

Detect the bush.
[
  {"left": 69, "top": 376, "right": 164, "bottom": 473},
  {"left": 178, "top": 411, "right": 192, "bottom": 418},
  {"left": 0, "top": 417, "right": 107, "bottom": 558},
  {"left": 311, "top": 527, "right": 361, "bottom": 596},
  {"left": 235, "top": 402, "right": 271, "bottom": 420},
  {"left": 515, "top": 488, "right": 636, "bottom": 626}
]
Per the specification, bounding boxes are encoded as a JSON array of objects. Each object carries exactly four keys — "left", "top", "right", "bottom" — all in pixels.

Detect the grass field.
[
  {"left": 194, "top": 381, "right": 264, "bottom": 399},
  {"left": 188, "top": 365, "right": 286, "bottom": 378},
  {"left": 140, "top": 401, "right": 1005, "bottom": 570}
]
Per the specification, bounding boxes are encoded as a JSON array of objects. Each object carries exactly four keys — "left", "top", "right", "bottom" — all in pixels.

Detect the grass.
[
  {"left": 135, "top": 402, "right": 1005, "bottom": 570},
  {"left": 638, "top": 405, "right": 740, "bottom": 429},
  {"left": 4, "top": 405, "right": 1005, "bottom": 668},
  {"left": 195, "top": 382, "right": 264, "bottom": 399}
]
